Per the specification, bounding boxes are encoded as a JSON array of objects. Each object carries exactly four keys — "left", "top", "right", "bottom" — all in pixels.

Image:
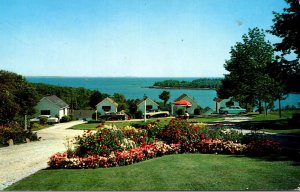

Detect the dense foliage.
[
  {"left": 217, "top": 28, "right": 285, "bottom": 113},
  {"left": 0, "top": 70, "right": 39, "bottom": 124},
  {"left": 153, "top": 78, "right": 222, "bottom": 89}
]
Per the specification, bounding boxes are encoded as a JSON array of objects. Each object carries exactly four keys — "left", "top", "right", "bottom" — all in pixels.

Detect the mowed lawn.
[
  {"left": 6, "top": 154, "right": 300, "bottom": 191},
  {"left": 71, "top": 116, "right": 225, "bottom": 130}
]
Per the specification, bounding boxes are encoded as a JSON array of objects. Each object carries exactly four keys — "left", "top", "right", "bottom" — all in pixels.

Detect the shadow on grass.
[{"left": 227, "top": 151, "right": 300, "bottom": 166}]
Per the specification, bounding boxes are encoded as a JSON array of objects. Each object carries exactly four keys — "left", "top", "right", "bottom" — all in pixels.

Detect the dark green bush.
[
  {"left": 0, "top": 126, "right": 39, "bottom": 145},
  {"left": 87, "top": 119, "right": 105, "bottom": 124},
  {"left": 60, "top": 115, "right": 72, "bottom": 123},
  {"left": 92, "top": 112, "right": 101, "bottom": 120},
  {"left": 176, "top": 109, "right": 183, "bottom": 116},
  {"left": 39, "top": 116, "right": 48, "bottom": 125},
  {"left": 194, "top": 108, "right": 201, "bottom": 115},
  {"left": 135, "top": 110, "right": 143, "bottom": 119}
]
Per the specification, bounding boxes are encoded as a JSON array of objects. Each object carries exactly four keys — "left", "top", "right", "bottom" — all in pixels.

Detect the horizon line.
[{"left": 25, "top": 75, "right": 225, "bottom": 78}]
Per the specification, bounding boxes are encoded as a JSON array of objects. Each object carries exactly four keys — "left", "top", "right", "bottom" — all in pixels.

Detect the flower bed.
[
  {"left": 48, "top": 118, "right": 282, "bottom": 169},
  {"left": 48, "top": 142, "right": 181, "bottom": 169}
]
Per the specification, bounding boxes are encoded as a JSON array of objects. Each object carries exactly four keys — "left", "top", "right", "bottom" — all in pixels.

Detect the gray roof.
[{"left": 44, "top": 95, "right": 69, "bottom": 108}]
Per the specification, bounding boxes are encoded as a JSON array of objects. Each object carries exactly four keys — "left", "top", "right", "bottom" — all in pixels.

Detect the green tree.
[
  {"left": 112, "top": 93, "right": 127, "bottom": 111},
  {"left": 89, "top": 90, "right": 104, "bottom": 109},
  {"left": 0, "top": 70, "right": 39, "bottom": 125},
  {"left": 269, "top": 0, "right": 300, "bottom": 59},
  {"left": 159, "top": 91, "right": 170, "bottom": 107},
  {"left": 217, "top": 28, "right": 275, "bottom": 113},
  {"left": 268, "top": 0, "right": 300, "bottom": 92}
]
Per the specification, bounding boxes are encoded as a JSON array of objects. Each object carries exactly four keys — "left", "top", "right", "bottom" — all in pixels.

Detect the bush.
[
  {"left": 39, "top": 116, "right": 48, "bottom": 125},
  {"left": 60, "top": 115, "right": 72, "bottom": 123},
  {"left": 0, "top": 126, "right": 39, "bottom": 145},
  {"left": 245, "top": 139, "right": 281, "bottom": 156},
  {"left": 194, "top": 108, "right": 201, "bottom": 115},
  {"left": 92, "top": 112, "right": 101, "bottom": 120},
  {"left": 176, "top": 109, "right": 184, "bottom": 116},
  {"left": 135, "top": 110, "right": 143, "bottom": 119},
  {"left": 220, "top": 129, "right": 244, "bottom": 143},
  {"left": 289, "top": 113, "right": 300, "bottom": 125},
  {"left": 74, "top": 127, "right": 130, "bottom": 157},
  {"left": 87, "top": 119, "right": 105, "bottom": 124}
]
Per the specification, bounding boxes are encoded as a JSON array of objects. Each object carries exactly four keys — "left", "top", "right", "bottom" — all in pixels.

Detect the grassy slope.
[{"left": 6, "top": 154, "right": 300, "bottom": 191}]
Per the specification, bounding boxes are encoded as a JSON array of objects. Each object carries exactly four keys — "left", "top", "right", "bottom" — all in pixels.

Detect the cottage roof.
[
  {"left": 96, "top": 97, "right": 118, "bottom": 107},
  {"left": 174, "top": 94, "right": 200, "bottom": 108},
  {"left": 44, "top": 95, "right": 69, "bottom": 108},
  {"left": 137, "top": 98, "right": 159, "bottom": 107}
]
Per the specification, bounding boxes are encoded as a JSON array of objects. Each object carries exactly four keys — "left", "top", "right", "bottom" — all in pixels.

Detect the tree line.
[
  {"left": 0, "top": 70, "right": 172, "bottom": 126},
  {"left": 153, "top": 78, "right": 222, "bottom": 89}
]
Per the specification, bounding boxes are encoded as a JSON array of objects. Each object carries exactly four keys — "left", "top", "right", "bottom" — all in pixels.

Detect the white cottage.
[
  {"left": 137, "top": 98, "right": 159, "bottom": 112},
  {"left": 35, "top": 95, "right": 69, "bottom": 120},
  {"left": 173, "top": 94, "right": 200, "bottom": 115},
  {"left": 214, "top": 97, "right": 239, "bottom": 113},
  {"left": 96, "top": 97, "right": 118, "bottom": 114}
]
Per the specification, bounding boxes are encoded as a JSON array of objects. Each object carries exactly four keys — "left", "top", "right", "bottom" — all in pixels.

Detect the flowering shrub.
[
  {"left": 121, "top": 126, "right": 148, "bottom": 144},
  {"left": 219, "top": 129, "right": 244, "bottom": 143},
  {"left": 245, "top": 139, "right": 281, "bottom": 156},
  {"left": 74, "top": 128, "right": 128, "bottom": 157},
  {"left": 198, "top": 139, "right": 246, "bottom": 154},
  {"left": 160, "top": 118, "right": 203, "bottom": 144},
  {"left": 48, "top": 142, "right": 181, "bottom": 169}
]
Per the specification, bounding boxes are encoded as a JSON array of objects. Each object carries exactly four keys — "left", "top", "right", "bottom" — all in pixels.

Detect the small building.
[
  {"left": 96, "top": 97, "right": 118, "bottom": 115},
  {"left": 173, "top": 94, "right": 200, "bottom": 115},
  {"left": 35, "top": 95, "right": 69, "bottom": 120},
  {"left": 214, "top": 97, "right": 239, "bottom": 113},
  {"left": 137, "top": 97, "right": 159, "bottom": 112}
]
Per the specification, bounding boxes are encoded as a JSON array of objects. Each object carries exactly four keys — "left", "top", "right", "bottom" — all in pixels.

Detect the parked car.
[
  {"left": 144, "top": 110, "right": 170, "bottom": 118},
  {"left": 99, "top": 112, "right": 126, "bottom": 121},
  {"left": 219, "top": 106, "right": 246, "bottom": 114},
  {"left": 30, "top": 115, "right": 59, "bottom": 123}
]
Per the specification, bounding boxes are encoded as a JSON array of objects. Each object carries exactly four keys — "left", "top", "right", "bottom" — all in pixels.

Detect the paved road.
[{"left": 0, "top": 120, "right": 85, "bottom": 190}]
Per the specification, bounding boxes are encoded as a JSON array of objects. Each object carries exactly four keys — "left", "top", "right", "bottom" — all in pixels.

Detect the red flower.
[{"left": 201, "top": 134, "right": 205, "bottom": 140}]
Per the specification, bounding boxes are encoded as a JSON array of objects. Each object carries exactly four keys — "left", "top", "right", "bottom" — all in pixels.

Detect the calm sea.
[{"left": 26, "top": 77, "right": 300, "bottom": 110}]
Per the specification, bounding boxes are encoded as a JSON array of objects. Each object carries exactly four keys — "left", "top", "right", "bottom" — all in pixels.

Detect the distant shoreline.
[{"left": 144, "top": 86, "right": 216, "bottom": 90}]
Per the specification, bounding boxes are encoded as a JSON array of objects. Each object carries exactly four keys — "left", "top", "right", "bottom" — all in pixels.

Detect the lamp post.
[{"left": 144, "top": 99, "right": 147, "bottom": 122}]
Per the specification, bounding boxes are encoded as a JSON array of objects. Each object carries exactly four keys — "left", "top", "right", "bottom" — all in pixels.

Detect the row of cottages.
[{"left": 35, "top": 95, "right": 69, "bottom": 120}]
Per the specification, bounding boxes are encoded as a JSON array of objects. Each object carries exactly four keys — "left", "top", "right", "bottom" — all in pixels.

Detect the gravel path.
[{"left": 0, "top": 120, "right": 85, "bottom": 190}]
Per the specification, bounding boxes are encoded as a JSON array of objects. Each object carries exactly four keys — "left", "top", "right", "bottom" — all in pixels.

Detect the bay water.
[{"left": 26, "top": 77, "right": 300, "bottom": 110}]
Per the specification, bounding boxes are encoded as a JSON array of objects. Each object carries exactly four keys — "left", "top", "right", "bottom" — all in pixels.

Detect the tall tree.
[
  {"left": 0, "top": 70, "right": 39, "bottom": 125},
  {"left": 159, "top": 91, "right": 170, "bottom": 107},
  {"left": 88, "top": 90, "right": 104, "bottom": 109},
  {"left": 268, "top": 0, "right": 300, "bottom": 93},
  {"left": 217, "top": 28, "right": 275, "bottom": 113},
  {"left": 269, "top": 0, "right": 300, "bottom": 59}
]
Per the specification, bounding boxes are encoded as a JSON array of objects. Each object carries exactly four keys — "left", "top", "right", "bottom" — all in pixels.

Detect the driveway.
[{"left": 0, "top": 120, "right": 85, "bottom": 190}]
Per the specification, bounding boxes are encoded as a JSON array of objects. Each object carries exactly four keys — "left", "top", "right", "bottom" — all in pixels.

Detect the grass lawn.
[
  {"left": 261, "top": 128, "right": 300, "bottom": 135},
  {"left": 71, "top": 116, "right": 225, "bottom": 130},
  {"left": 5, "top": 154, "right": 300, "bottom": 191}
]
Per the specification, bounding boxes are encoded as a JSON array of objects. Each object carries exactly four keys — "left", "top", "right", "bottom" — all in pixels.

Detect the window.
[
  {"left": 41, "top": 110, "right": 50, "bottom": 115},
  {"left": 102, "top": 106, "right": 111, "bottom": 112},
  {"left": 146, "top": 105, "right": 153, "bottom": 110}
]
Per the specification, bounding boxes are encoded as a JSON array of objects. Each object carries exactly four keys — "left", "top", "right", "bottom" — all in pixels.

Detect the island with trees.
[{"left": 147, "top": 78, "right": 222, "bottom": 90}]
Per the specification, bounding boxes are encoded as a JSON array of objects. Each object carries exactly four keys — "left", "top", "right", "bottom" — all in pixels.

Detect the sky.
[{"left": 0, "top": 0, "right": 288, "bottom": 77}]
